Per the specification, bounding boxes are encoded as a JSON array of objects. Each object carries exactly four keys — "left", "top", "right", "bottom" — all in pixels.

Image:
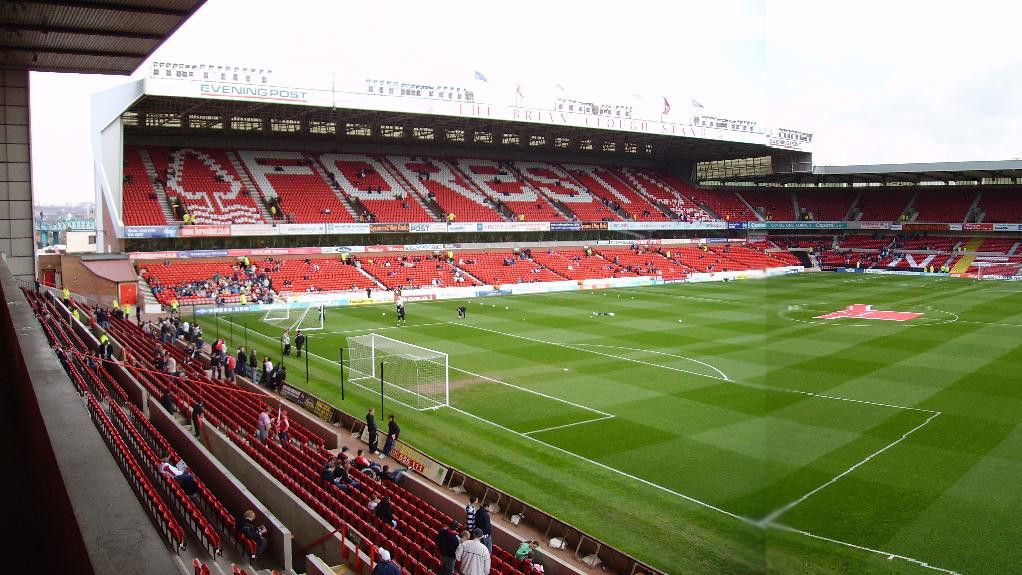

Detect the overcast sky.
[{"left": 30, "top": 0, "right": 1022, "bottom": 205}]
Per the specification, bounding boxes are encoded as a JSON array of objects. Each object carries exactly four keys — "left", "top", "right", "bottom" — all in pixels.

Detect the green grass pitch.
[{"left": 197, "top": 273, "right": 1022, "bottom": 575}]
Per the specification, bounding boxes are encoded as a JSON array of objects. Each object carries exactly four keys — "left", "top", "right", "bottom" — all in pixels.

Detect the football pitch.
[{"left": 198, "top": 273, "right": 1022, "bottom": 575}]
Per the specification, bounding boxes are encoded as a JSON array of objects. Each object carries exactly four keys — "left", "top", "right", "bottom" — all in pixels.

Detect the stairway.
[
  {"left": 734, "top": 192, "right": 765, "bottom": 221},
  {"left": 308, "top": 155, "right": 361, "bottom": 220},
  {"left": 950, "top": 237, "right": 985, "bottom": 273},
  {"left": 377, "top": 157, "right": 441, "bottom": 221},
  {"left": 445, "top": 160, "right": 515, "bottom": 221},
  {"left": 227, "top": 152, "right": 274, "bottom": 222},
  {"left": 139, "top": 149, "right": 178, "bottom": 222}
]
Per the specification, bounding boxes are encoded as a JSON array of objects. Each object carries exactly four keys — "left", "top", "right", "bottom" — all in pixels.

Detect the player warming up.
[
  {"left": 457, "top": 306, "right": 467, "bottom": 319},
  {"left": 396, "top": 297, "right": 407, "bottom": 326}
]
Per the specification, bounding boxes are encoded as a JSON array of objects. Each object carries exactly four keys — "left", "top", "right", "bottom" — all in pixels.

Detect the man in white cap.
[
  {"left": 371, "top": 548, "right": 401, "bottom": 575},
  {"left": 455, "top": 529, "right": 491, "bottom": 575}
]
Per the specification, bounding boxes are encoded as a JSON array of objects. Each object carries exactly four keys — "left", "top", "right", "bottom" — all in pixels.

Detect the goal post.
[{"left": 345, "top": 333, "right": 449, "bottom": 411}]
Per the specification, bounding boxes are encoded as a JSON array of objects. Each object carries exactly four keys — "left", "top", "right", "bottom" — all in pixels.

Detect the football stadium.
[{"left": 2, "top": 3, "right": 1022, "bottom": 575}]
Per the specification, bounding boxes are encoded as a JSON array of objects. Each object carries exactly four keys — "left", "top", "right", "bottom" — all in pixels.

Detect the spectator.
[
  {"left": 295, "top": 330, "right": 305, "bottom": 358},
  {"left": 159, "top": 454, "right": 183, "bottom": 478},
  {"left": 366, "top": 407, "right": 379, "bottom": 454},
  {"left": 435, "top": 521, "right": 461, "bottom": 575},
  {"left": 190, "top": 400, "right": 204, "bottom": 437},
  {"left": 237, "top": 346, "right": 248, "bottom": 378},
  {"left": 276, "top": 411, "right": 290, "bottom": 443},
  {"left": 465, "top": 495, "right": 479, "bottom": 532},
  {"left": 516, "top": 540, "right": 540, "bottom": 561},
  {"left": 455, "top": 529, "right": 490, "bottom": 575},
  {"left": 476, "top": 504, "right": 493, "bottom": 553},
  {"left": 237, "top": 510, "right": 269, "bottom": 559},
  {"left": 374, "top": 495, "right": 396, "bottom": 528},
  {"left": 174, "top": 469, "right": 199, "bottom": 498},
  {"left": 249, "top": 349, "right": 258, "bottom": 378},
  {"left": 380, "top": 414, "right": 400, "bottom": 458},
  {"left": 370, "top": 549, "right": 400, "bottom": 575},
  {"left": 256, "top": 408, "right": 271, "bottom": 442},
  {"left": 159, "top": 388, "right": 177, "bottom": 415}
]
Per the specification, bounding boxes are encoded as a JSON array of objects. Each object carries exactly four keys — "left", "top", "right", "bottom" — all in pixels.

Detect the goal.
[
  {"left": 292, "top": 304, "right": 325, "bottom": 332},
  {"left": 261, "top": 298, "right": 292, "bottom": 324},
  {"left": 346, "top": 333, "right": 449, "bottom": 411}
]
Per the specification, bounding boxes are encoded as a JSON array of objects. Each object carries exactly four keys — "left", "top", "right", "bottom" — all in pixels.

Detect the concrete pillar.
[{"left": 0, "top": 69, "right": 33, "bottom": 279}]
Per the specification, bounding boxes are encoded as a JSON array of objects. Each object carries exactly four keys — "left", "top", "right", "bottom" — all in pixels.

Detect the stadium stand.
[
  {"left": 737, "top": 189, "right": 797, "bottom": 221},
  {"left": 976, "top": 238, "right": 1019, "bottom": 254},
  {"left": 316, "top": 153, "right": 436, "bottom": 223},
  {"left": 563, "top": 164, "right": 669, "bottom": 221},
  {"left": 793, "top": 190, "right": 857, "bottom": 221},
  {"left": 123, "top": 148, "right": 170, "bottom": 225},
  {"left": 236, "top": 150, "right": 356, "bottom": 223},
  {"left": 852, "top": 188, "right": 914, "bottom": 222},
  {"left": 455, "top": 251, "right": 566, "bottom": 284},
  {"left": 910, "top": 188, "right": 978, "bottom": 222},
  {"left": 614, "top": 167, "right": 716, "bottom": 222},
  {"left": 975, "top": 188, "right": 1022, "bottom": 223},
  {"left": 456, "top": 158, "right": 568, "bottom": 221},
  {"left": 358, "top": 254, "right": 482, "bottom": 290},
  {"left": 145, "top": 148, "right": 267, "bottom": 224},
  {"left": 673, "top": 182, "right": 758, "bottom": 221},
  {"left": 513, "top": 161, "right": 620, "bottom": 221},
  {"left": 389, "top": 156, "right": 506, "bottom": 222}
]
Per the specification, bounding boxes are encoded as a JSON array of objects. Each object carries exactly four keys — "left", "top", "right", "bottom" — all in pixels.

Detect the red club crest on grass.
[{"left": 815, "top": 304, "right": 923, "bottom": 322}]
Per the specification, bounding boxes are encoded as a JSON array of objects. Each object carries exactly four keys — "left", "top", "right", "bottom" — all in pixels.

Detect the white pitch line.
[
  {"left": 522, "top": 414, "right": 615, "bottom": 436},
  {"left": 449, "top": 365, "right": 612, "bottom": 418},
  {"left": 757, "top": 410, "right": 943, "bottom": 526},
  {"left": 216, "top": 316, "right": 613, "bottom": 418},
  {"left": 446, "top": 405, "right": 761, "bottom": 529},
  {"left": 572, "top": 343, "right": 730, "bottom": 381},
  {"left": 766, "top": 522, "right": 962, "bottom": 575},
  {"left": 215, "top": 316, "right": 956, "bottom": 573},
  {"left": 453, "top": 321, "right": 938, "bottom": 414}
]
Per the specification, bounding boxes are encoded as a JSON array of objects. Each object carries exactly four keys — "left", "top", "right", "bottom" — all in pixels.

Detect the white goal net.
[
  {"left": 346, "top": 333, "right": 449, "bottom": 411},
  {"left": 293, "top": 304, "right": 325, "bottom": 332},
  {"left": 261, "top": 297, "right": 292, "bottom": 324}
]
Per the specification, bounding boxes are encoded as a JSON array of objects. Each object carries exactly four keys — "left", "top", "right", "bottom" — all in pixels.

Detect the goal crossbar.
[{"left": 346, "top": 333, "right": 449, "bottom": 411}]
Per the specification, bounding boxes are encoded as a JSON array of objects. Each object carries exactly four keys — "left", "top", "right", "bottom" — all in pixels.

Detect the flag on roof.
[
  {"left": 691, "top": 99, "right": 704, "bottom": 108},
  {"left": 516, "top": 83, "right": 524, "bottom": 99},
  {"left": 662, "top": 97, "right": 671, "bottom": 115},
  {"left": 474, "top": 71, "right": 488, "bottom": 82}
]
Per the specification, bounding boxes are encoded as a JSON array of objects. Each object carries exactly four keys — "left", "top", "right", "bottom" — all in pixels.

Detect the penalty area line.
[
  {"left": 521, "top": 414, "right": 615, "bottom": 436},
  {"left": 766, "top": 522, "right": 962, "bottom": 575},
  {"left": 757, "top": 410, "right": 942, "bottom": 526}
]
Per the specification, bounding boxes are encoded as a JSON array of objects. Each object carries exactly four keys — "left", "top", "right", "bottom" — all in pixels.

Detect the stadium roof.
[
  {"left": 712, "top": 159, "right": 1022, "bottom": 185},
  {"left": 0, "top": 0, "right": 206, "bottom": 75},
  {"left": 123, "top": 94, "right": 791, "bottom": 163}
]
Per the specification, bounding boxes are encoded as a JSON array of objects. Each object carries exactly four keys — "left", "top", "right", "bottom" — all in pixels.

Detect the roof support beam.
[
  {"left": 0, "top": 44, "right": 147, "bottom": 58},
  {"left": 4, "top": 0, "right": 193, "bottom": 17},
  {"left": 0, "top": 23, "right": 164, "bottom": 40}
]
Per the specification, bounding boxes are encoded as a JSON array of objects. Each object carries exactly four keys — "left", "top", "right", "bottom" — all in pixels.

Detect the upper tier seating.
[
  {"left": 737, "top": 189, "right": 797, "bottom": 221},
  {"left": 562, "top": 165, "right": 668, "bottom": 221},
  {"left": 656, "top": 173, "right": 757, "bottom": 221},
  {"left": 456, "top": 159, "right": 567, "bottom": 222},
  {"left": 976, "top": 188, "right": 1022, "bottom": 223},
  {"left": 389, "top": 157, "right": 505, "bottom": 222},
  {"left": 123, "top": 148, "right": 169, "bottom": 225},
  {"left": 513, "top": 161, "right": 619, "bottom": 221},
  {"left": 854, "top": 189, "right": 914, "bottom": 222},
  {"left": 911, "top": 188, "right": 978, "bottom": 223},
  {"left": 316, "top": 154, "right": 436, "bottom": 223},
  {"left": 794, "top": 190, "right": 856, "bottom": 221},
  {"left": 147, "top": 148, "right": 266, "bottom": 224},
  {"left": 236, "top": 150, "right": 355, "bottom": 223},
  {"left": 614, "top": 168, "right": 715, "bottom": 222},
  {"left": 358, "top": 255, "right": 481, "bottom": 290},
  {"left": 455, "top": 252, "right": 565, "bottom": 285}
]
